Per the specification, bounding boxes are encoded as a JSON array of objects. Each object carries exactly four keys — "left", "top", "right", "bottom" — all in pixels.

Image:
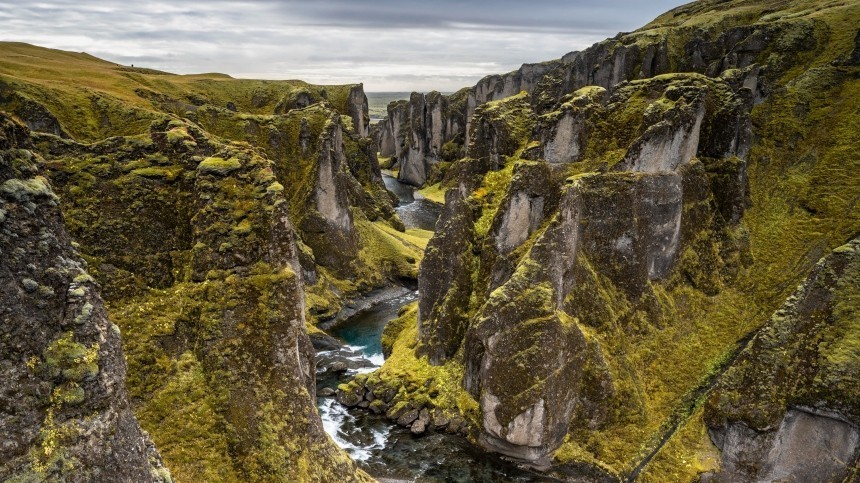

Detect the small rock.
[
  {"left": 358, "top": 400, "right": 370, "bottom": 409},
  {"left": 318, "top": 387, "right": 336, "bottom": 397},
  {"left": 386, "top": 404, "right": 407, "bottom": 420},
  {"left": 431, "top": 408, "right": 449, "bottom": 428},
  {"left": 21, "top": 278, "right": 38, "bottom": 292},
  {"left": 381, "top": 388, "right": 396, "bottom": 403},
  {"left": 411, "top": 419, "right": 426, "bottom": 434},
  {"left": 309, "top": 332, "right": 341, "bottom": 351},
  {"left": 329, "top": 361, "right": 348, "bottom": 373},
  {"left": 418, "top": 408, "right": 430, "bottom": 426},
  {"left": 447, "top": 416, "right": 464, "bottom": 433},
  {"left": 397, "top": 408, "right": 420, "bottom": 427},
  {"left": 369, "top": 400, "right": 386, "bottom": 414}
]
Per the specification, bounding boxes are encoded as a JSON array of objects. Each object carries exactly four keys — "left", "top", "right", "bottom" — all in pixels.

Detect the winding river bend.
[{"left": 315, "top": 173, "right": 553, "bottom": 482}]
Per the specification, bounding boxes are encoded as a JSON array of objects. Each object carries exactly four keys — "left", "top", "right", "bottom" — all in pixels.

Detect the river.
[{"left": 314, "top": 174, "right": 555, "bottom": 482}]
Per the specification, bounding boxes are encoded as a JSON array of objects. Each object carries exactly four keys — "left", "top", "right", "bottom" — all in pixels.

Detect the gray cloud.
[{"left": 0, "top": 0, "right": 687, "bottom": 91}]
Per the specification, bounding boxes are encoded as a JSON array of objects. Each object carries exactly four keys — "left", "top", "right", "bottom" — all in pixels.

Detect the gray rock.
[
  {"left": 347, "top": 84, "right": 370, "bottom": 138},
  {"left": 714, "top": 409, "right": 860, "bottom": 483},
  {"left": 410, "top": 419, "right": 426, "bottom": 435},
  {"left": 336, "top": 388, "right": 363, "bottom": 408},
  {"left": 397, "top": 408, "right": 420, "bottom": 427},
  {"left": 431, "top": 408, "right": 450, "bottom": 429},
  {"left": 418, "top": 408, "right": 430, "bottom": 426},
  {"left": 309, "top": 332, "right": 342, "bottom": 351}
]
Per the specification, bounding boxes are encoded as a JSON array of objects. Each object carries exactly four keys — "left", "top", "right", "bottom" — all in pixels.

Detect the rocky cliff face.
[
  {"left": 436, "top": 72, "right": 754, "bottom": 465},
  {"left": 33, "top": 115, "right": 373, "bottom": 481},
  {"left": 377, "top": 91, "right": 465, "bottom": 186},
  {"left": 0, "top": 115, "right": 169, "bottom": 482},
  {"left": 704, "top": 238, "right": 860, "bottom": 482},
  {"left": 366, "top": 0, "right": 860, "bottom": 480},
  {"left": 373, "top": 0, "right": 823, "bottom": 189}
]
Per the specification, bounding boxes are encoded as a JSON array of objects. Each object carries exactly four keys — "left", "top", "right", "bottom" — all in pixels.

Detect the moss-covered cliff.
[
  {"left": 360, "top": 0, "right": 860, "bottom": 480},
  {"left": 0, "top": 42, "right": 405, "bottom": 481},
  {"left": 0, "top": 115, "right": 170, "bottom": 482}
]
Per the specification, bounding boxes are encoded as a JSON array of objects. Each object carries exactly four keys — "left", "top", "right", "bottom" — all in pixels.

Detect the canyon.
[{"left": 1, "top": 0, "right": 859, "bottom": 481}]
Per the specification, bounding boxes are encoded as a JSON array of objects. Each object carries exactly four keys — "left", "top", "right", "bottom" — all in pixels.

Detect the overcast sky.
[{"left": 0, "top": 1, "right": 688, "bottom": 92}]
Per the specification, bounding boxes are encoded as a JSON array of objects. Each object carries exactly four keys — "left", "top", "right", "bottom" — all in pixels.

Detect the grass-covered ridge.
[{"left": 0, "top": 41, "right": 363, "bottom": 142}]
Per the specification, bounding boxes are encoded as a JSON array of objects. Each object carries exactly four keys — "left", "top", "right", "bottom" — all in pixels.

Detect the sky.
[{"left": 0, "top": 1, "right": 688, "bottom": 92}]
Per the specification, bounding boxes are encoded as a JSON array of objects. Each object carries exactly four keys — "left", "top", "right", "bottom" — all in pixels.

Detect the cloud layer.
[{"left": 0, "top": 1, "right": 686, "bottom": 91}]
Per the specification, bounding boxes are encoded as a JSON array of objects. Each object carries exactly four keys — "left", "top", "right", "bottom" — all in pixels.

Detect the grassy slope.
[{"left": 0, "top": 42, "right": 358, "bottom": 142}]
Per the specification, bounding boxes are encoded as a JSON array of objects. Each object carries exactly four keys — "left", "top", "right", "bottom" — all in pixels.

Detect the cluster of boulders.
[{"left": 335, "top": 375, "right": 468, "bottom": 436}]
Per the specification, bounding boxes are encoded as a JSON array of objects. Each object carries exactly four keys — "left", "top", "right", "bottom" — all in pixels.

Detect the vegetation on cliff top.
[{"left": 0, "top": 41, "right": 361, "bottom": 142}]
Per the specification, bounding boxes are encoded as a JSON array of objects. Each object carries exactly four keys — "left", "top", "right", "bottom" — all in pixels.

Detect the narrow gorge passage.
[{"left": 314, "top": 175, "right": 552, "bottom": 482}]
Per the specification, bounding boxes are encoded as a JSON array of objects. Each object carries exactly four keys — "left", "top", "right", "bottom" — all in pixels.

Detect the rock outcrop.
[
  {"left": 347, "top": 84, "right": 370, "bottom": 138},
  {"left": 378, "top": 91, "right": 465, "bottom": 186},
  {"left": 0, "top": 115, "right": 169, "bottom": 482},
  {"left": 417, "top": 72, "right": 755, "bottom": 465},
  {"left": 704, "top": 238, "right": 860, "bottom": 482},
  {"left": 32, "top": 116, "right": 372, "bottom": 481}
]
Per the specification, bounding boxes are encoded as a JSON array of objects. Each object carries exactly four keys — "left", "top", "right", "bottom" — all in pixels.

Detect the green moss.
[
  {"left": 637, "top": 406, "right": 720, "bottom": 482},
  {"left": 130, "top": 166, "right": 182, "bottom": 181},
  {"left": 476, "top": 91, "right": 535, "bottom": 146},
  {"left": 136, "top": 351, "right": 239, "bottom": 483},
  {"left": 197, "top": 156, "right": 241, "bottom": 175},
  {"left": 73, "top": 303, "right": 93, "bottom": 325},
  {"left": 351, "top": 220, "right": 429, "bottom": 287},
  {"left": 42, "top": 332, "right": 99, "bottom": 382},
  {"left": 471, "top": 161, "right": 515, "bottom": 239},
  {"left": 51, "top": 382, "right": 86, "bottom": 406},
  {"left": 265, "top": 181, "right": 283, "bottom": 194},
  {"left": 72, "top": 273, "right": 94, "bottom": 284},
  {"left": 28, "top": 407, "right": 81, "bottom": 477},
  {"left": 0, "top": 176, "right": 58, "bottom": 203},
  {"left": 820, "top": 247, "right": 860, "bottom": 389},
  {"left": 416, "top": 182, "right": 446, "bottom": 204}
]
